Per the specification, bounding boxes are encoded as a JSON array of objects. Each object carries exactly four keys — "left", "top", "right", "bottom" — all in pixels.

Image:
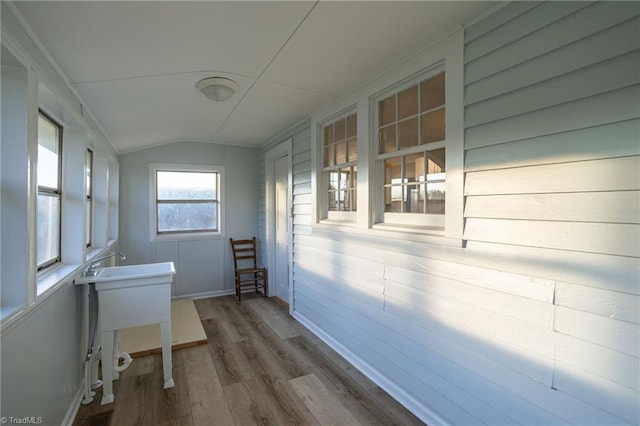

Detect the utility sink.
[
  {"left": 76, "top": 261, "right": 176, "bottom": 404},
  {"left": 76, "top": 262, "right": 175, "bottom": 289}
]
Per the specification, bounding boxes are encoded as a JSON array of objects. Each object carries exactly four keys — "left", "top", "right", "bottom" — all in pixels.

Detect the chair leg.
[
  {"left": 263, "top": 271, "right": 268, "bottom": 297},
  {"left": 235, "top": 274, "right": 241, "bottom": 302}
]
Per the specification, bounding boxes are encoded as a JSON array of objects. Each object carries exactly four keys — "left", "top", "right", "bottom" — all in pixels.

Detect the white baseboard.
[
  {"left": 293, "top": 311, "right": 448, "bottom": 426},
  {"left": 175, "top": 289, "right": 236, "bottom": 300},
  {"left": 62, "top": 380, "right": 85, "bottom": 426}
]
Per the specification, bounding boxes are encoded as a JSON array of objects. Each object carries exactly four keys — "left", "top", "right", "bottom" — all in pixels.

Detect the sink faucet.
[{"left": 84, "top": 251, "right": 126, "bottom": 276}]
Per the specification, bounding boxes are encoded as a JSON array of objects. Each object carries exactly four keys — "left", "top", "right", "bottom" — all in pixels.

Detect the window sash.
[
  {"left": 320, "top": 110, "right": 358, "bottom": 219},
  {"left": 37, "top": 111, "right": 62, "bottom": 271},
  {"left": 86, "top": 149, "right": 93, "bottom": 247},
  {"left": 154, "top": 170, "right": 219, "bottom": 235},
  {"left": 36, "top": 192, "right": 61, "bottom": 270},
  {"left": 374, "top": 69, "right": 446, "bottom": 226}
]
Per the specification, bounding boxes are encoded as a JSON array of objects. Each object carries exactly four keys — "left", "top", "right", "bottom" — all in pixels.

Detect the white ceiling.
[{"left": 14, "top": 1, "right": 495, "bottom": 153}]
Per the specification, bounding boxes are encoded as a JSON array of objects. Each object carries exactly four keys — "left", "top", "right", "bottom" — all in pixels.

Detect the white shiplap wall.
[
  {"left": 259, "top": 1, "right": 639, "bottom": 424},
  {"left": 462, "top": 1, "right": 640, "bottom": 423}
]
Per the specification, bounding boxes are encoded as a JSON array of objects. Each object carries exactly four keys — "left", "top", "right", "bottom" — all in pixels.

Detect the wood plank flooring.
[{"left": 74, "top": 294, "right": 425, "bottom": 426}]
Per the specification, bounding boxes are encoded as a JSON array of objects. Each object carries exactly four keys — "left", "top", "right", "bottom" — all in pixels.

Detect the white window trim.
[
  {"left": 149, "top": 163, "right": 225, "bottom": 243},
  {"left": 372, "top": 66, "right": 447, "bottom": 229},
  {"left": 311, "top": 28, "right": 464, "bottom": 243},
  {"left": 317, "top": 107, "right": 359, "bottom": 223}
]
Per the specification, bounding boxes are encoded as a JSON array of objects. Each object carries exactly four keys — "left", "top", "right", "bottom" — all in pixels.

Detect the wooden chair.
[{"left": 229, "top": 237, "right": 268, "bottom": 301}]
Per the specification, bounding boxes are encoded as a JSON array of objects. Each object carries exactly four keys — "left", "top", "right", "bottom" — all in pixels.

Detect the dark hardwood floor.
[{"left": 74, "top": 294, "right": 425, "bottom": 425}]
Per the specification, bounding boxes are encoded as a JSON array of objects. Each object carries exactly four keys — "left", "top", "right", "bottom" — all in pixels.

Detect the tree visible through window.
[
  {"left": 155, "top": 170, "right": 218, "bottom": 234},
  {"left": 37, "top": 111, "right": 62, "bottom": 270}
]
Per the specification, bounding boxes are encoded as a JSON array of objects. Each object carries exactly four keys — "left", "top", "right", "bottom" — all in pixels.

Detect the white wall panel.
[
  {"left": 465, "top": 2, "right": 640, "bottom": 83},
  {"left": 259, "top": 2, "right": 640, "bottom": 425},
  {"left": 465, "top": 156, "right": 640, "bottom": 195},
  {"left": 555, "top": 282, "right": 639, "bottom": 323},
  {"left": 465, "top": 119, "right": 640, "bottom": 171},
  {"left": 465, "top": 17, "right": 640, "bottom": 105},
  {"left": 465, "top": 192, "right": 640, "bottom": 223}
]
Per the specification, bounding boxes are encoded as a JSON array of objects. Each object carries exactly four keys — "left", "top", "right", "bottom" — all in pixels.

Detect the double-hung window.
[
  {"left": 321, "top": 111, "right": 358, "bottom": 221},
  {"left": 150, "top": 165, "right": 222, "bottom": 240},
  {"left": 85, "top": 148, "right": 93, "bottom": 248},
  {"left": 375, "top": 70, "right": 446, "bottom": 228},
  {"left": 311, "top": 30, "right": 463, "bottom": 241},
  {"left": 37, "top": 111, "right": 62, "bottom": 270}
]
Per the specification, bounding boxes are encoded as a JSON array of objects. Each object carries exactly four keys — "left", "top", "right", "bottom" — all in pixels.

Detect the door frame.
[{"left": 264, "top": 138, "right": 293, "bottom": 313}]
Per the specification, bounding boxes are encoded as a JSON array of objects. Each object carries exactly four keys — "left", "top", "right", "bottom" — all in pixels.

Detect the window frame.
[
  {"left": 149, "top": 163, "right": 225, "bottom": 242},
  {"left": 85, "top": 148, "right": 93, "bottom": 248},
  {"left": 310, "top": 28, "right": 464, "bottom": 244},
  {"left": 319, "top": 108, "right": 358, "bottom": 223},
  {"left": 36, "top": 109, "right": 63, "bottom": 272},
  {"left": 373, "top": 68, "right": 447, "bottom": 229}
]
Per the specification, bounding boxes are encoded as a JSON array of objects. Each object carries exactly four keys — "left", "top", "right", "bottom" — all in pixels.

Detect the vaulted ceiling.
[{"left": 14, "top": 1, "right": 495, "bottom": 153}]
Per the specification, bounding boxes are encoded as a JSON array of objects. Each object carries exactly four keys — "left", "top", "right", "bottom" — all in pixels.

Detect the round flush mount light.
[{"left": 196, "top": 77, "right": 238, "bottom": 102}]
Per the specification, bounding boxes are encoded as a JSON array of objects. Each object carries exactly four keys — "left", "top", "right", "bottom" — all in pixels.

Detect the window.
[
  {"left": 150, "top": 165, "right": 222, "bottom": 240},
  {"left": 321, "top": 111, "right": 357, "bottom": 221},
  {"left": 85, "top": 148, "right": 93, "bottom": 247},
  {"left": 376, "top": 71, "right": 446, "bottom": 228},
  {"left": 37, "top": 111, "right": 62, "bottom": 270},
  {"left": 311, "top": 29, "right": 463, "bottom": 241}
]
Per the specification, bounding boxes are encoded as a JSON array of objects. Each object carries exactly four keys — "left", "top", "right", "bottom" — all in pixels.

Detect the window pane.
[
  {"left": 158, "top": 202, "right": 217, "bottom": 232},
  {"left": 405, "top": 153, "right": 424, "bottom": 183},
  {"left": 37, "top": 115, "right": 60, "bottom": 189},
  {"left": 379, "top": 95, "right": 396, "bottom": 126},
  {"left": 428, "top": 148, "right": 446, "bottom": 173},
  {"left": 427, "top": 148, "right": 446, "bottom": 214},
  {"left": 335, "top": 141, "right": 347, "bottom": 164},
  {"left": 379, "top": 125, "right": 396, "bottom": 154},
  {"left": 384, "top": 157, "right": 402, "bottom": 185},
  {"left": 347, "top": 138, "right": 357, "bottom": 162},
  {"left": 85, "top": 200, "right": 91, "bottom": 246},
  {"left": 406, "top": 184, "right": 424, "bottom": 213},
  {"left": 324, "top": 124, "right": 334, "bottom": 147},
  {"left": 86, "top": 150, "right": 93, "bottom": 195},
  {"left": 339, "top": 167, "right": 351, "bottom": 190},
  {"left": 328, "top": 191, "right": 339, "bottom": 211},
  {"left": 324, "top": 145, "right": 335, "bottom": 167},
  {"left": 398, "top": 118, "right": 419, "bottom": 150},
  {"left": 426, "top": 182, "right": 446, "bottom": 214},
  {"left": 346, "top": 113, "right": 357, "bottom": 138},
  {"left": 157, "top": 171, "right": 216, "bottom": 200},
  {"left": 421, "top": 72, "right": 445, "bottom": 111},
  {"left": 421, "top": 108, "right": 445, "bottom": 144},
  {"left": 37, "top": 194, "right": 60, "bottom": 266},
  {"left": 329, "top": 171, "right": 339, "bottom": 190},
  {"left": 398, "top": 84, "right": 418, "bottom": 120},
  {"left": 335, "top": 118, "right": 346, "bottom": 142}
]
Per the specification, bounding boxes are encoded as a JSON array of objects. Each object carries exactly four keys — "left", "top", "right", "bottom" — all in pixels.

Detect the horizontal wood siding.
[
  {"left": 464, "top": 1, "right": 640, "bottom": 424},
  {"left": 257, "top": 2, "right": 639, "bottom": 425}
]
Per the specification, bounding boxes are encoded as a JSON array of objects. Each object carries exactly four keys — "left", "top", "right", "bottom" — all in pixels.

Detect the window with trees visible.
[
  {"left": 37, "top": 111, "right": 62, "bottom": 270},
  {"left": 153, "top": 168, "right": 220, "bottom": 235}
]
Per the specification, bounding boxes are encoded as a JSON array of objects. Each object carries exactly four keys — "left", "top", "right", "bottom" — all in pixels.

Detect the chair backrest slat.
[{"left": 230, "top": 237, "right": 258, "bottom": 269}]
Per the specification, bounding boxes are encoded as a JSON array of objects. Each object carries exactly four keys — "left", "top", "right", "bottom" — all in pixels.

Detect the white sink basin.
[{"left": 76, "top": 262, "right": 175, "bottom": 289}]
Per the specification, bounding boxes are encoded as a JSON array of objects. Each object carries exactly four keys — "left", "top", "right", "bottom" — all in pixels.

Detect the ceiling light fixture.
[{"left": 196, "top": 77, "right": 238, "bottom": 102}]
